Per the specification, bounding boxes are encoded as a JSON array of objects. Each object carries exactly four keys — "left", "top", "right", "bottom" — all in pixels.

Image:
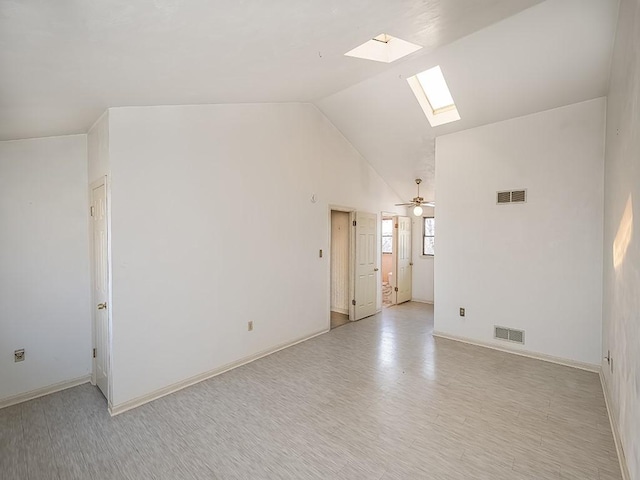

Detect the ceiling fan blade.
[
  {"left": 395, "top": 203, "right": 415, "bottom": 206},
  {"left": 420, "top": 202, "right": 435, "bottom": 207}
]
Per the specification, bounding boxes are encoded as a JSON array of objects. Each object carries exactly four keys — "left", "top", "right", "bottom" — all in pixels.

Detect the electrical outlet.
[
  {"left": 459, "top": 308, "right": 465, "bottom": 317},
  {"left": 248, "top": 321, "right": 253, "bottom": 332},
  {"left": 14, "top": 349, "right": 25, "bottom": 362}
]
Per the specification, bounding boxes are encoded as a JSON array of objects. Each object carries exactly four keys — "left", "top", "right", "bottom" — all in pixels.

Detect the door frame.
[
  {"left": 394, "top": 215, "right": 413, "bottom": 304},
  {"left": 328, "top": 206, "right": 356, "bottom": 329},
  {"left": 89, "top": 176, "right": 113, "bottom": 407},
  {"left": 381, "top": 213, "right": 397, "bottom": 306},
  {"left": 353, "top": 211, "right": 379, "bottom": 320}
]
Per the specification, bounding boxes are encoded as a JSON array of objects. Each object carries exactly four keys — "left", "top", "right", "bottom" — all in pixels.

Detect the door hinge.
[
  {"left": 352, "top": 220, "right": 357, "bottom": 227},
  {"left": 352, "top": 299, "right": 356, "bottom": 306},
  {"left": 92, "top": 348, "right": 96, "bottom": 358},
  {"left": 395, "top": 223, "right": 398, "bottom": 228},
  {"left": 394, "top": 287, "right": 399, "bottom": 292},
  {"left": 90, "top": 206, "right": 95, "bottom": 217}
]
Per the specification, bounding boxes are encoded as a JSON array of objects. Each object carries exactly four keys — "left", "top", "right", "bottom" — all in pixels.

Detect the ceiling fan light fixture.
[{"left": 395, "top": 179, "right": 434, "bottom": 213}]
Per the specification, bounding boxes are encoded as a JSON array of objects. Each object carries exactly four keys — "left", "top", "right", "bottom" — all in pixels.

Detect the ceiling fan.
[{"left": 395, "top": 179, "right": 434, "bottom": 216}]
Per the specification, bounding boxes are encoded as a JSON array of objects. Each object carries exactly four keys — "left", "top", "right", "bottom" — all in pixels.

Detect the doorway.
[
  {"left": 90, "top": 177, "right": 111, "bottom": 402},
  {"left": 381, "top": 214, "right": 413, "bottom": 307},
  {"left": 395, "top": 215, "right": 412, "bottom": 304},
  {"left": 330, "top": 210, "right": 351, "bottom": 328},
  {"left": 381, "top": 216, "right": 395, "bottom": 307},
  {"left": 329, "top": 209, "right": 378, "bottom": 329}
]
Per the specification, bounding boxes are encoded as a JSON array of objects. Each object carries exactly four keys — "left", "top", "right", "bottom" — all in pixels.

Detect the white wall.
[
  {"left": 434, "top": 98, "right": 605, "bottom": 366},
  {"left": 602, "top": 0, "right": 640, "bottom": 477},
  {"left": 0, "top": 135, "right": 91, "bottom": 402},
  {"left": 88, "top": 111, "right": 110, "bottom": 183},
  {"left": 330, "top": 210, "right": 350, "bottom": 314},
  {"left": 107, "top": 103, "right": 403, "bottom": 407},
  {"left": 412, "top": 206, "right": 435, "bottom": 303}
]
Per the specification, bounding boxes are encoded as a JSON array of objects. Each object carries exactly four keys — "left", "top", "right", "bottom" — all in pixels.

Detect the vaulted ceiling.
[
  {"left": 316, "top": 0, "right": 619, "bottom": 201},
  {"left": 0, "top": 0, "right": 619, "bottom": 202}
]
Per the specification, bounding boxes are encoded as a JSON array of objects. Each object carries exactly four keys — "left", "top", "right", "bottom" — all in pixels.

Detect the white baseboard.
[
  {"left": 599, "top": 370, "right": 631, "bottom": 480},
  {"left": 109, "top": 328, "right": 329, "bottom": 416},
  {"left": 0, "top": 374, "right": 92, "bottom": 410},
  {"left": 411, "top": 298, "right": 434, "bottom": 304},
  {"left": 432, "top": 331, "right": 600, "bottom": 373}
]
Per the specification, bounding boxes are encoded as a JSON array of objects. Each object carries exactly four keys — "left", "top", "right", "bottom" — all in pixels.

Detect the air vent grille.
[
  {"left": 497, "top": 189, "right": 527, "bottom": 204},
  {"left": 495, "top": 327, "right": 509, "bottom": 340},
  {"left": 508, "top": 329, "right": 524, "bottom": 343},
  {"left": 511, "top": 190, "right": 526, "bottom": 203},
  {"left": 494, "top": 326, "right": 525, "bottom": 344},
  {"left": 497, "top": 191, "right": 511, "bottom": 204}
]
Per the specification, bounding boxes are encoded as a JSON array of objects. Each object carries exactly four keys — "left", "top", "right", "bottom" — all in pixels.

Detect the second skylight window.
[{"left": 407, "top": 65, "right": 460, "bottom": 127}]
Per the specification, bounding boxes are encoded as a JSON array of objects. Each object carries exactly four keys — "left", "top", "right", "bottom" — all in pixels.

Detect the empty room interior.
[{"left": 1, "top": 0, "right": 639, "bottom": 479}]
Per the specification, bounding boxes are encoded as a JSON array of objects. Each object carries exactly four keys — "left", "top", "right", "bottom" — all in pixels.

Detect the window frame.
[
  {"left": 381, "top": 218, "right": 393, "bottom": 254},
  {"left": 423, "top": 216, "right": 435, "bottom": 257}
]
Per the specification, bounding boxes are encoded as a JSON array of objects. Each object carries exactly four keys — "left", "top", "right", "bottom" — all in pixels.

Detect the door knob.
[
  {"left": 374, "top": 268, "right": 379, "bottom": 272},
  {"left": 97, "top": 303, "right": 107, "bottom": 310}
]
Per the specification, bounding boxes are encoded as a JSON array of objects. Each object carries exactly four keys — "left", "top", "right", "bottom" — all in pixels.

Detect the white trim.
[
  {"left": 432, "top": 331, "right": 599, "bottom": 372},
  {"left": 0, "top": 375, "right": 91, "bottom": 410},
  {"left": 109, "top": 328, "right": 329, "bottom": 416},
  {"left": 599, "top": 370, "right": 631, "bottom": 480},
  {"left": 411, "top": 298, "right": 434, "bottom": 304}
]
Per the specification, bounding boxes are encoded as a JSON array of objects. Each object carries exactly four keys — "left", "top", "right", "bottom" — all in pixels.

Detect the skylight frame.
[
  {"left": 407, "top": 65, "right": 460, "bottom": 127},
  {"left": 344, "top": 33, "right": 422, "bottom": 63}
]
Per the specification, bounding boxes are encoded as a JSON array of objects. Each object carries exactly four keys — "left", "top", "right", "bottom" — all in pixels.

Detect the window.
[
  {"left": 423, "top": 217, "right": 435, "bottom": 256},
  {"left": 382, "top": 219, "right": 393, "bottom": 254},
  {"left": 407, "top": 65, "right": 460, "bottom": 127},
  {"left": 344, "top": 33, "right": 422, "bottom": 63}
]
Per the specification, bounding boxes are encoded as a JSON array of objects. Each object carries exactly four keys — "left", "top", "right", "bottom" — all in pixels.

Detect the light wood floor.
[
  {"left": 0, "top": 302, "right": 622, "bottom": 479},
  {"left": 330, "top": 310, "right": 350, "bottom": 329}
]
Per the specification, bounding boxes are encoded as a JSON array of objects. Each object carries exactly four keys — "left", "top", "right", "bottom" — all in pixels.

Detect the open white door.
[
  {"left": 91, "top": 180, "right": 109, "bottom": 400},
  {"left": 395, "top": 216, "right": 412, "bottom": 304},
  {"left": 354, "top": 211, "right": 378, "bottom": 320}
]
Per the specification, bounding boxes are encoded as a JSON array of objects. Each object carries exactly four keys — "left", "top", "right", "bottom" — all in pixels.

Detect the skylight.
[
  {"left": 344, "top": 34, "right": 422, "bottom": 63},
  {"left": 407, "top": 65, "right": 460, "bottom": 127}
]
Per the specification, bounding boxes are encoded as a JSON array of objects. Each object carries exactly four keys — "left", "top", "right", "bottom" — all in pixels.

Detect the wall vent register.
[
  {"left": 497, "top": 189, "right": 527, "bottom": 204},
  {"left": 494, "top": 326, "right": 525, "bottom": 344}
]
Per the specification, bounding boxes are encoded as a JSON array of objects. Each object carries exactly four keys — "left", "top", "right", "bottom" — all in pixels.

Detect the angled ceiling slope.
[
  {"left": 1, "top": 0, "right": 541, "bottom": 140},
  {"left": 315, "top": 0, "right": 619, "bottom": 202}
]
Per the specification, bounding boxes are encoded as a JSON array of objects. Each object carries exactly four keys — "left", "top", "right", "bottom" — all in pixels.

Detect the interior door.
[
  {"left": 91, "top": 181, "right": 109, "bottom": 400},
  {"left": 354, "top": 211, "right": 378, "bottom": 320},
  {"left": 395, "top": 216, "right": 412, "bottom": 304}
]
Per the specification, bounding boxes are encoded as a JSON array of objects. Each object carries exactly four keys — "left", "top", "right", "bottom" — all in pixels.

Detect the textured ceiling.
[
  {"left": 0, "top": 0, "right": 542, "bottom": 140},
  {"left": 315, "top": 0, "right": 620, "bottom": 202}
]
